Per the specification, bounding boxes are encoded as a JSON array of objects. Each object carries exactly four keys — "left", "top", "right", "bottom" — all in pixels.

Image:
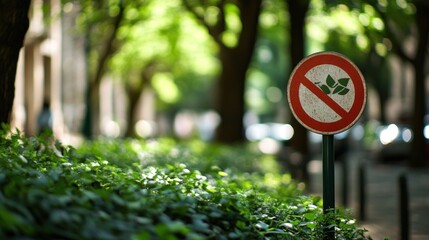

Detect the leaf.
[
  {"left": 166, "top": 220, "right": 190, "bottom": 234},
  {"left": 338, "top": 78, "right": 350, "bottom": 87},
  {"left": 307, "top": 222, "right": 316, "bottom": 229},
  {"left": 304, "top": 212, "right": 316, "bottom": 221},
  {"left": 255, "top": 221, "right": 269, "bottom": 230},
  {"left": 50, "top": 209, "right": 71, "bottom": 224},
  {"left": 319, "top": 85, "right": 331, "bottom": 94},
  {"left": 236, "top": 221, "right": 246, "bottom": 229},
  {"left": 326, "top": 75, "right": 337, "bottom": 88},
  {"left": 281, "top": 222, "right": 293, "bottom": 229},
  {"left": 0, "top": 207, "right": 25, "bottom": 229},
  {"left": 338, "top": 88, "right": 350, "bottom": 95},
  {"left": 192, "top": 217, "right": 209, "bottom": 233},
  {"left": 332, "top": 86, "right": 345, "bottom": 94}
]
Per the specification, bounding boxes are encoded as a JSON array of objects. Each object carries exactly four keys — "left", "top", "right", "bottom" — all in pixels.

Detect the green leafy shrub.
[
  {"left": 0, "top": 131, "right": 372, "bottom": 239},
  {"left": 77, "top": 138, "right": 281, "bottom": 175}
]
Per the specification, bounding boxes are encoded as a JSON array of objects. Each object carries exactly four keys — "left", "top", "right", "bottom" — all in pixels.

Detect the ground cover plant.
[{"left": 0, "top": 130, "right": 372, "bottom": 239}]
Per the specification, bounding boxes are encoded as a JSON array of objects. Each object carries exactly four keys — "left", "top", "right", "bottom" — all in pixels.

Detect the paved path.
[{"left": 307, "top": 152, "right": 429, "bottom": 240}]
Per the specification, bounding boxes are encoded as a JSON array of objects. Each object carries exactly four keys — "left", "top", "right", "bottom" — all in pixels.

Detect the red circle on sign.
[{"left": 287, "top": 52, "right": 366, "bottom": 135}]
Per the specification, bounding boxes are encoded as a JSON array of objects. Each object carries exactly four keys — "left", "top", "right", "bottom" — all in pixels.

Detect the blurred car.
[
  {"left": 245, "top": 123, "right": 294, "bottom": 154},
  {"left": 375, "top": 124, "right": 413, "bottom": 162}
]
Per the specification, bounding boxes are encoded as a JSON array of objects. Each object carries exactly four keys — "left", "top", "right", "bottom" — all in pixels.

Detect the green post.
[{"left": 323, "top": 134, "right": 335, "bottom": 240}]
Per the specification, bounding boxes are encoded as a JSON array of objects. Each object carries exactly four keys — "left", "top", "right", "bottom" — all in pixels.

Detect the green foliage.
[
  {"left": 316, "top": 75, "right": 350, "bottom": 95},
  {"left": 0, "top": 131, "right": 372, "bottom": 239},
  {"left": 77, "top": 138, "right": 276, "bottom": 174},
  {"left": 73, "top": 0, "right": 218, "bottom": 110}
]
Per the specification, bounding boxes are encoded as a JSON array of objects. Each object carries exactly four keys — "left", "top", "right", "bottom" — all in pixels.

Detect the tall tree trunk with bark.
[
  {"left": 0, "top": 0, "right": 31, "bottom": 125},
  {"left": 184, "top": 0, "right": 262, "bottom": 144},
  {"left": 367, "top": 49, "right": 389, "bottom": 124},
  {"left": 125, "top": 87, "right": 141, "bottom": 137},
  {"left": 286, "top": 0, "right": 310, "bottom": 155},
  {"left": 410, "top": 2, "right": 429, "bottom": 167},
  {"left": 215, "top": 46, "right": 248, "bottom": 142},
  {"left": 82, "top": 2, "right": 125, "bottom": 138},
  {"left": 124, "top": 63, "right": 156, "bottom": 137},
  {"left": 215, "top": 1, "right": 262, "bottom": 143}
]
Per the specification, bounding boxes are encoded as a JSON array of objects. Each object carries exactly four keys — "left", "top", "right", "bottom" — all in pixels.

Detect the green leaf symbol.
[
  {"left": 320, "top": 84, "right": 331, "bottom": 94},
  {"left": 326, "top": 75, "right": 338, "bottom": 88},
  {"left": 338, "top": 78, "right": 350, "bottom": 87},
  {"left": 317, "top": 75, "right": 350, "bottom": 96},
  {"left": 338, "top": 88, "right": 349, "bottom": 95},
  {"left": 332, "top": 86, "right": 344, "bottom": 94}
]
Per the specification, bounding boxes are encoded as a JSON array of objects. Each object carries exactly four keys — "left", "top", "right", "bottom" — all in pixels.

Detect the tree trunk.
[
  {"left": 410, "top": 2, "right": 429, "bottom": 167},
  {"left": 82, "top": 2, "right": 124, "bottom": 138},
  {"left": 286, "top": 0, "right": 310, "bottom": 155},
  {"left": 0, "top": 0, "right": 31, "bottom": 125},
  {"left": 125, "top": 88, "right": 141, "bottom": 137},
  {"left": 214, "top": 0, "right": 262, "bottom": 143},
  {"left": 368, "top": 50, "right": 389, "bottom": 124},
  {"left": 215, "top": 47, "right": 248, "bottom": 143}
]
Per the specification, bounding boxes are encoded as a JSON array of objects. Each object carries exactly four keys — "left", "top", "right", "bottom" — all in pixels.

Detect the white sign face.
[{"left": 287, "top": 52, "right": 366, "bottom": 135}]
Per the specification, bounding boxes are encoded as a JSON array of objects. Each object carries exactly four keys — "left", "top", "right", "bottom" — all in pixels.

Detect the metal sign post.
[
  {"left": 287, "top": 52, "right": 366, "bottom": 240},
  {"left": 323, "top": 134, "right": 335, "bottom": 239}
]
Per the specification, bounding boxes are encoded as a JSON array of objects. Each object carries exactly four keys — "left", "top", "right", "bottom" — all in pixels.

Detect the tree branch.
[
  {"left": 372, "top": 4, "right": 414, "bottom": 63},
  {"left": 235, "top": 0, "right": 262, "bottom": 59},
  {"left": 182, "top": 0, "right": 225, "bottom": 47},
  {"left": 90, "top": 1, "right": 126, "bottom": 94}
]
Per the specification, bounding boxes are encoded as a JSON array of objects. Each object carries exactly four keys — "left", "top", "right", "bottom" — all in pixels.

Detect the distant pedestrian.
[{"left": 37, "top": 101, "right": 53, "bottom": 135}]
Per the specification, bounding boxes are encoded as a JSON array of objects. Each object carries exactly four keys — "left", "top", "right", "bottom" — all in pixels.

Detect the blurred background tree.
[
  {"left": 0, "top": 1, "right": 31, "bottom": 124},
  {"left": 285, "top": 0, "right": 310, "bottom": 156},
  {"left": 369, "top": 0, "right": 429, "bottom": 167},
  {"left": 76, "top": 0, "right": 219, "bottom": 138},
  {"left": 183, "top": 0, "right": 263, "bottom": 143},
  {"left": 109, "top": 0, "right": 218, "bottom": 137},
  {"left": 77, "top": 0, "right": 127, "bottom": 138},
  {"left": 324, "top": 0, "right": 428, "bottom": 166}
]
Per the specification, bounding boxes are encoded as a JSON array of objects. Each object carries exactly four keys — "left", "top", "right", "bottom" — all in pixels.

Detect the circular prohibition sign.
[{"left": 287, "top": 52, "right": 366, "bottom": 135}]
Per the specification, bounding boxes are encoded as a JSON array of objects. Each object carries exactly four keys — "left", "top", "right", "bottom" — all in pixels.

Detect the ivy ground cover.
[{"left": 0, "top": 132, "right": 372, "bottom": 239}]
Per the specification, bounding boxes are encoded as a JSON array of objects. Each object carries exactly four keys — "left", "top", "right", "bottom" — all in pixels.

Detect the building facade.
[{"left": 11, "top": 0, "right": 86, "bottom": 144}]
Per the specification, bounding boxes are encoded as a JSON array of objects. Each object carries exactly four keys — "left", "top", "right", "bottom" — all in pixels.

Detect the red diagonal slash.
[{"left": 301, "top": 76, "right": 349, "bottom": 118}]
